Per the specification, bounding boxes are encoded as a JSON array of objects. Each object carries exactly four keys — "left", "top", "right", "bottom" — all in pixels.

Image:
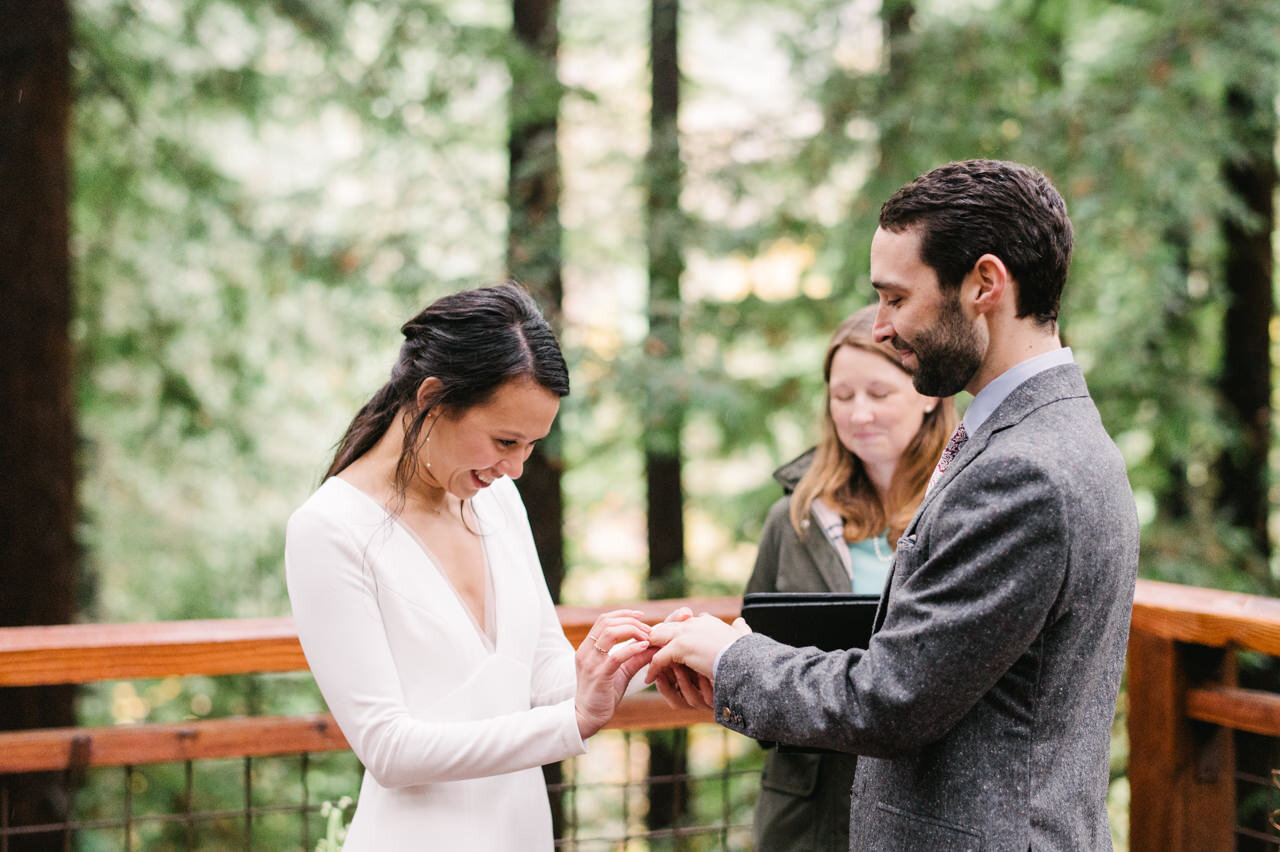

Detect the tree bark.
[
  {"left": 645, "top": 0, "right": 684, "bottom": 605},
  {"left": 877, "top": 0, "right": 915, "bottom": 174},
  {"left": 508, "top": 0, "right": 565, "bottom": 598},
  {"left": 645, "top": 0, "right": 690, "bottom": 839},
  {"left": 1217, "top": 81, "right": 1275, "bottom": 574},
  {"left": 0, "top": 0, "right": 78, "bottom": 845},
  {"left": 507, "top": 0, "right": 567, "bottom": 838},
  {"left": 1217, "top": 78, "right": 1277, "bottom": 842}
]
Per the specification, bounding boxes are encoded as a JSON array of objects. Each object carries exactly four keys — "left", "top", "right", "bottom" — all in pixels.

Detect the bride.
[{"left": 286, "top": 283, "right": 653, "bottom": 849}]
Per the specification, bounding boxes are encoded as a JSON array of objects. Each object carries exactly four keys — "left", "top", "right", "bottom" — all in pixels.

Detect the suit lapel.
[
  {"left": 871, "top": 565, "right": 894, "bottom": 632},
  {"left": 876, "top": 364, "right": 1090, "bottom": 634},
  {"left": 907, "top": 364, "right": 1089, "bottom": 533}
]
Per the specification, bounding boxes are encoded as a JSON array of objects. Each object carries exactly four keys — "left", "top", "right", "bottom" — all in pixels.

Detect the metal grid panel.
[{"left": 1, "top": 725, "right": 763, "bottom": 850}]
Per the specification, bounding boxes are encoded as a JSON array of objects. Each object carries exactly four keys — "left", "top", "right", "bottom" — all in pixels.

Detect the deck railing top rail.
[
  {"left": 2, "top": 580, "right": 1279, "bottom": 689},
  {"left": 0, "top": 596, "right": 743, "bottom": 687},
  {"left": 1128, "top": 578, "right": 1280, "bottom": 655}
]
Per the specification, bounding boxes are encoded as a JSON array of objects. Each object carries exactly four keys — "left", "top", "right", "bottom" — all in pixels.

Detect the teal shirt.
[{"left": 846, "top": 535, "right": 893, "bottom": 594}]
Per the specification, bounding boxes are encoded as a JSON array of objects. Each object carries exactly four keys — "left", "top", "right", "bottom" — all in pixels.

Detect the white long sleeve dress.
[{"left": 285, "top": 475, "right": 587, "bottom": 850}]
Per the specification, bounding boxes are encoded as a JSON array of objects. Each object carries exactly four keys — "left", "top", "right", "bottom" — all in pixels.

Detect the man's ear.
[
  {"left": 415, "top": 377, "right": 444, "bottom": 414},
  {"left": 969, "top": 253, "right": 1010, "bottom": 316}
]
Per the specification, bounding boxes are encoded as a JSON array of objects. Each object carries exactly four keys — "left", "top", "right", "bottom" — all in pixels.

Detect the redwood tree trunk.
[
  {"left": 507, "top": 0, "right": 567, "bottom": 838},
  {"left": 1218, "top": 78, "right": 1277, "bottom": 847},
  {"left": 645, "top": 0, "right": 690, "bottom": 839},
  {"left": 1218, "top": 82, "right": 1275, "bottom": 575},
  {"left": 508, "top": 0, "right": 565, "bottom": 598},
  {"left": 0, "top": 0, "right": 78, "bottom": 845}
]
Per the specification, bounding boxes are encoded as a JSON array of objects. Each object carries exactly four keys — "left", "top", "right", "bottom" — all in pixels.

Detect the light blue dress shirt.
[{"left": 960, "top": 347, "right": 1075, "bottom": 435}]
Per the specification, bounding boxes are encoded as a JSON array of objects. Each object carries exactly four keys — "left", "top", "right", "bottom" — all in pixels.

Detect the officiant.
[{"left": 744, "top": 304, "right": 956, "bottom": 850}]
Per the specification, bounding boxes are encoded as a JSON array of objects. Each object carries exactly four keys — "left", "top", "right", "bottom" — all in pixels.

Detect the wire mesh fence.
[
  {"left": 0, "top": 725, "right": 763, "bottom": 851},
  {"left": 1236, "top": 732, "right": 1280, "bottom": 850}
]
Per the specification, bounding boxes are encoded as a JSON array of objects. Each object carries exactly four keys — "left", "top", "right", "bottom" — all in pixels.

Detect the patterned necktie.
[{"left": 928, "top": 424, "right": 969, "bottom": 492}]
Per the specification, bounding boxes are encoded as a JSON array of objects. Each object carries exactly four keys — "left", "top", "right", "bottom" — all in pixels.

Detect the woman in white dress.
[{"left": 286, "top": 283, "right": 654, "bottom": 849}]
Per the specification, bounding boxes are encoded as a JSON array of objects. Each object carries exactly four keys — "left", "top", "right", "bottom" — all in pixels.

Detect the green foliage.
[
  {"left": 64, "top": 0, "right": 1280, "bottom": 843},
  {"left": 71, "top": 0, "right": 1280, "bottom": 610},
  {"left": 69, "top": 0, "right": 1280, "bottom": 638},
  {"left": 73, "top": 0, "right": 518, "bottom": 624},
  {"left": 680, "top": 0, "right": 1280, "bottom": 593}
]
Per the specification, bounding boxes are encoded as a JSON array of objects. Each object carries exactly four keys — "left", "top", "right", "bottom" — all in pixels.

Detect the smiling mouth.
[{"left": 473, "top": 471, "right": 495, "bottom": 487}]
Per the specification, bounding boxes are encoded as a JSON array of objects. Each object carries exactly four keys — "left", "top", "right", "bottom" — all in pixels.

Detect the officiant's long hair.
[{"left": 789, "top": 306, "right": 956, "bottom": 546}]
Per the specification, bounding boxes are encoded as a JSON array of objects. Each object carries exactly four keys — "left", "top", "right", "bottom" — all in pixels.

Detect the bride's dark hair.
[{"left": 325, "top": 282, "right": 569, "bottom": 505}]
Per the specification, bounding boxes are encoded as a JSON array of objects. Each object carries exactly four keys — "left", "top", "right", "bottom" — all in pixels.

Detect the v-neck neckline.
[{"left": 330, "top": 476, "right": 498, "bottom": 653}]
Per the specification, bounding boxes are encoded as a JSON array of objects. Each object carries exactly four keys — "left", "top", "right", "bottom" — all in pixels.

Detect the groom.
[{"left": 649, "top": 160, "right": 1139, "bottom": 850}]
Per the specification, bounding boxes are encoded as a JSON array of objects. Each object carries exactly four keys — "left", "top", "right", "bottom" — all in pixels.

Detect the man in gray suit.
[{"left": 648, "top": 159, "right": 1139, "bottom": 850}]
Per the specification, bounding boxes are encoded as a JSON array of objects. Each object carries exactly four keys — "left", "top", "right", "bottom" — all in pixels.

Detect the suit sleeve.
[
  {"left": 286, "top": 503, "right": 586, "bottom": 789},
  {"left": 713, "top": 453, "right": 1069, "bottom": 758}
]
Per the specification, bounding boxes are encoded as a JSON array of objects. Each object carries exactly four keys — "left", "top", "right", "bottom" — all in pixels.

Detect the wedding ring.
[{"left": 593, "top": 643, "right": 609, "bottom": 655}]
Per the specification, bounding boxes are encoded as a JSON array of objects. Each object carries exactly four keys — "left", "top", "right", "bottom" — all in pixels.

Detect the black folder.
[
  {"left": 740, "top": 591, "right": 880, "bottom": 652},
  {"left": 739, "top": 592, "right": 881, "bottom": 754}
]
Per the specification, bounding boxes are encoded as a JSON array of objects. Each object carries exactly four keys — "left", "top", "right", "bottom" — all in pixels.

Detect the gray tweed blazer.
[{"left": 715, "top": 363, "right": 1139, "bottom": 850}]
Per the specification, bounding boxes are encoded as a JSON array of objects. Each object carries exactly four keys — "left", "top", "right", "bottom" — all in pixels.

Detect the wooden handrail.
[
  {"left": 0, "top": 713, "right": 349, "bottom": 773},
  {"left": 0, "top": 597, "right": 742, "bottom": 688},
  {"left": 0, "top": 693, "right": 711, "bottom": 773},
  {"left": 7, "top": 578, "right": 1280, "bottom": 684},
  {"left": 1185, "top": 685, "right": 1280, "bottom": 738},
  {"left": 2, "top": 581, "right": 1280, "bottom": 787},
  {"left": 0, "top": 597, "right": 735, "bottom": 773},
  {"left": 1131, "top": 578, "right": 1280, "bottom": 654},
  {"left": 0, "top": 617, "right": 307, "bottom": 687},
  {"left": 5, "top": 580, "right": 1280, "bottom": 688}
]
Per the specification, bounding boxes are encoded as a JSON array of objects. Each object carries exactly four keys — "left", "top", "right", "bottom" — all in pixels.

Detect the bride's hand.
[{"left": 574, "top": 610, "right": 656, "bottom": 739}]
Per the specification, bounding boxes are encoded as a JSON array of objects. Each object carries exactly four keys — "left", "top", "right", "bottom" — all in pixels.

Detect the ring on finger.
[{"left": 593, "top": 643, "right": 609, "bottom": 655}]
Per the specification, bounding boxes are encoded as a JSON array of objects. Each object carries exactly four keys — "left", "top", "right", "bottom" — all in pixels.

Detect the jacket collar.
[
  {"left": 772, "top": 449, "right": 854, "bottom": 590},
  {"left": 772, "top": 448, "right": 815, "bottom": 493},
  {"left": 907, "top": 363, "right": 1089, "bottom": 530}
]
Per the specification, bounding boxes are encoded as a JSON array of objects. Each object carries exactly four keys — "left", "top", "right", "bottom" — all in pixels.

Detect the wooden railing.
[
  {"left": 0, "top": 596, "right": 740, "bottom": 774},
  {"left": 4, "top": 581, "right": 1280, "bottom": 850},
  {"left": 1128, "top": 579, "right": 1280, "bottom": 851}
]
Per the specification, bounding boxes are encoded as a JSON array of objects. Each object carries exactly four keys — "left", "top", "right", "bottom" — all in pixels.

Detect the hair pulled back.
[{"left": 325, "top": 282, "right": 569, "bottom": 500}]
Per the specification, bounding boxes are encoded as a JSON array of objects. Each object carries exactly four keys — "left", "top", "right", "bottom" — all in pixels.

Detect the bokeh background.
[{"left": 4, "top": 0, "right": 1280, "bottom": 847}]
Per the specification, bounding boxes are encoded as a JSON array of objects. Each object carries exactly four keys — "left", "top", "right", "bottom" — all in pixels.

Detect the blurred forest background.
[{"left": 3, "top": 0, "right": 1279, "bottom": 847}]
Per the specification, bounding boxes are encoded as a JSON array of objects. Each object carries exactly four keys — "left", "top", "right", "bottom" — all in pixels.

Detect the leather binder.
[
  {"left": 740, "top": 591, "right": 880, "bottom": 652},
  {"left": 739, "top": 592, "right": 881, "bottom": 755}
]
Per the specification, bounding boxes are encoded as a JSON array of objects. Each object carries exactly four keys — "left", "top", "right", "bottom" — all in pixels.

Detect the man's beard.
[{"left": 897, "top": 294, "right": 984, "bottom": 397}]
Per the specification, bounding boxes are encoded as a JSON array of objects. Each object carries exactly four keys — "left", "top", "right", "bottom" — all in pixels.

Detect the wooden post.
[{"left": 1128, "top": 630, "right": 1235, "bottom": 851}]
